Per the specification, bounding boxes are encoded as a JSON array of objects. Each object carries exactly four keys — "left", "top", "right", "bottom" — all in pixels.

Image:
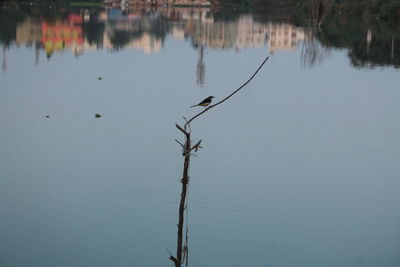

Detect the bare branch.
[
  {"left": 172, "top": 56, "right": 269, "bottom": 267},
  {"left": 191, "top": 139, "right": 202, "bottom": 152},
  {"left": 168, "top": 248, "right": 179, "bottom": 266},
  {"left": 175, "top": 139, "right": 184, "bottom": 148},
  {"left": 169, "top": 255, "right": 179, "bottom": 265},
  {"left": 166, "top": 248, "right": 173, "bottom": 257},
  {"left": 185, "top": 56, "right": 269, "bottom": 128},
  {"left": 175, "top": 123, "right": 189, "bottom": 138},
  {"left": 182, "top": 117, "right": 191, "bottom": 134}
]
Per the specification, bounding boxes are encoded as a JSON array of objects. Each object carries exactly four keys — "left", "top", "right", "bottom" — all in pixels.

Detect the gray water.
[{"left": 1, "top": 5, "right": 400, "bottom": 267}]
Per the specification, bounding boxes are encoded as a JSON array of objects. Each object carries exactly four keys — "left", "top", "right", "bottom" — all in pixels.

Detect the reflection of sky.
[
  {"left": 1, "top": 29, "right": 400, "bottom": 267},
  {"left": 108, "top": 8, "right": 124, "bottom": 19},
  {"left": 108, "top": 8, "right": 139, "bottom": 20}
]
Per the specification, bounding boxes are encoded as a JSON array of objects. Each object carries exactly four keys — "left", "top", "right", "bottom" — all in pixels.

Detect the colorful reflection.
[
  {"left": 3, "top": 6, "right": 399, "bottom": 69},
  {"left": 41, "top": 15, "right": 83, "bottom": 57}
]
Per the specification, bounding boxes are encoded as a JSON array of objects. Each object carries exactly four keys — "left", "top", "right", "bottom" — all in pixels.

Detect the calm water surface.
[{"left": 1, "top": 4, "right": 400, "bottom": 267}]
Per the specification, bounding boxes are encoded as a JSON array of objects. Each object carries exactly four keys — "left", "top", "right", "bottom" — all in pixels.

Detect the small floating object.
[
  {"left": 45, "top": 115, "right": 50, "bottom": 118},
  {"left": 95, "top": 113, "right": 102, "bottom": 118},
  {"left": 98, "top": 77, "right": 103, "bottom": 80}
]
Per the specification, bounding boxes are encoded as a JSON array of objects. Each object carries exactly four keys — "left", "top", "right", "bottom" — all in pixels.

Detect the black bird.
[{"left": 190, "top": 96, "right": 215, "bottom": 108}]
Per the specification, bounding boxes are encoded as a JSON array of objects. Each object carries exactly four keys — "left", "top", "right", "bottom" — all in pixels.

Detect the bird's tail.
[{"left": 190, "top": 105, "right": 197, "bottom": 108}]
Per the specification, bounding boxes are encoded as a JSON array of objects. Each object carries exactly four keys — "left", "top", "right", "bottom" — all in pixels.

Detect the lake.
[{"left": 1, "top": 3, "right": 400, "bottom": 267}]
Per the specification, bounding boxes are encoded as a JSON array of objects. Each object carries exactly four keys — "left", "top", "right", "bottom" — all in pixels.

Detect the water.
[{"left": 1, "top": 4, "right": 400, "bottom": 267}]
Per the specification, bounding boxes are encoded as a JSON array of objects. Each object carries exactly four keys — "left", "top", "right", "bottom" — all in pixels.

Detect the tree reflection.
[
  {"left": 316, "top": 16, "right": 400, "bottom": 68},
  {"left": 301, "top": 27, "right": 331, "bottom": 67},
  {"left": 82, "top": 11, "right": 105, "bottom": 46},
  {"left": 0, "top": 9, "right": 24, "bottom": 46},
  {"left": 109, "top": 29, "right": 133, "bottom": 50},
  {"left": 0, "top": 4, "right": 399, "bottom": 69},
  {"left": 303, "top": 0, "right": 334, "bottom": 26}
]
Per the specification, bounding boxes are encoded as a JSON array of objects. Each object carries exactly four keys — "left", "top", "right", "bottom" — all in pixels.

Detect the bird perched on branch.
[{"left": 190, "top": 96, "right": 215, "bottom": 108}]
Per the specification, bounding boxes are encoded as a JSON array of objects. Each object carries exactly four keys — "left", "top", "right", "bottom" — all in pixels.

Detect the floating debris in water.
[
  {"left": 98, "top": 77, "right": 103, "bottom": 80},
  {"left": 95, "top": 113, "right": 102, "bottom": 118},
  {"left": 45, "top": 115, "right": 50, "bottom": 118}
]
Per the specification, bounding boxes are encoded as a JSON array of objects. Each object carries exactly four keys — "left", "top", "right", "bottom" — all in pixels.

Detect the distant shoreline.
[{"left": 2, "top": 0, "right": 400, "bottom": 20}]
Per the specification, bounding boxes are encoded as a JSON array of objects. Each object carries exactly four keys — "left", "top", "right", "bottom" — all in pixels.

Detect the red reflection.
[{"left": 41, "top": 14, "right": 83, "bottom": 57}]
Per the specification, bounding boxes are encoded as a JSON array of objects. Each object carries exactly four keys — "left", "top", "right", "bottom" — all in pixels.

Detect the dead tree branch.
[
  {"left": 175, "top": 139, "right": 184, "bottom": 148},
  {"left": 185, "top": 56, "right": 269, "bottom": 128},
  {"left": 171, "top": 56, "right": 269, "bottom": 267},
  {"left": 183, "top": 117, "right": 191, "bottom": 133},
  {"left": 191, "top": 140, "right": 202, "bottom": 152},
  {"left": 176, "top": 123, "right": 189, "bottom": 138}
]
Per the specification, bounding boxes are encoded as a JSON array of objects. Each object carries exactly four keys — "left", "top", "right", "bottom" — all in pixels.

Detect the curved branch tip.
[{"left": 185, "top": 56, "right": 269, "bottom": 126}]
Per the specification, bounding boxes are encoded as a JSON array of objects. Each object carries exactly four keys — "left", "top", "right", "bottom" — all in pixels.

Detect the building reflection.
[
  {"left": 266, "top": 22, "right": 305, "bottom": 54},
  {"left": 16, "top": 17, "right": 41, "bottom": 45},
  {"left": 7, "top": 7, "right": 309, "bottom": 82},
  {"left": 15, "top": 14, "right": 97, "bottom": 59},
  {"left": 15, "top": 17, "right": 42, "bottom": 65},
  {"left": 41, "top": 15, "right": 84, "bottom": 57},
  {"left": 2, "top": 5, "right": 399, "bottom": 74},
  {"left": 13, "top": 7, "right": 305, "bottom": 59}
]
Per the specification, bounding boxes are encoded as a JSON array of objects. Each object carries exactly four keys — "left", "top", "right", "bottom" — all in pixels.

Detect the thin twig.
[
  {"left": 166, "top": 248, "right": 173, "bottom": 257},
  {"left": 175, "top": 139, "right": 184, "bottom": 148},
  {"left": 191, "top": 139, "right": 202, "bottom": 152},
  {"left": 183, "top": 117, "right": 191, "bottom": 134},
  {"left": 169, "top": 255, "right": 179, "bottom": 265},
  {"left": 185, "top": 56, "right": 269, "bottom": 128},
  {"left": 168, "top": 248, "right": 179, "bottom": 266},
  {"left": 176, "top": 123, "right": 189, "bottom": 138}
]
